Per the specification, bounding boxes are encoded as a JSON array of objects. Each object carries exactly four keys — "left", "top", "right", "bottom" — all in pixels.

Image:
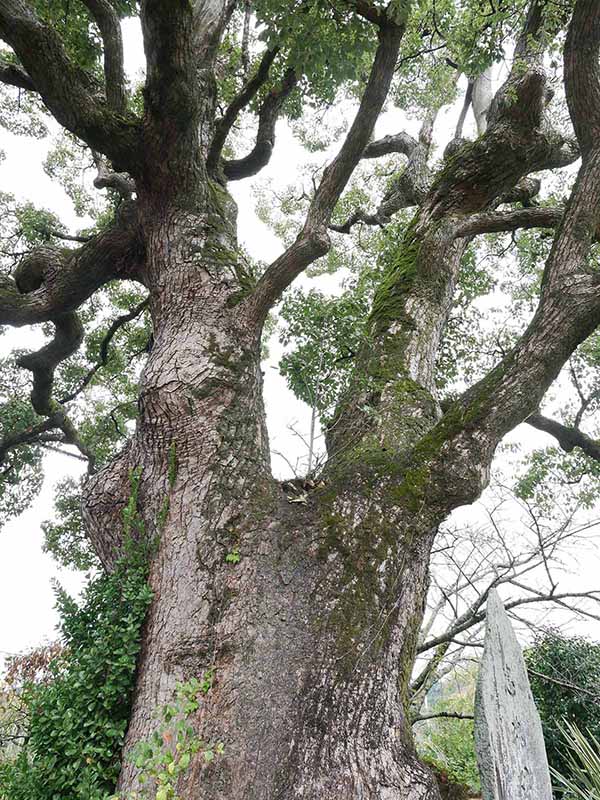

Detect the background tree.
[
  {"left": 410, "top": 486, "right": 600, "bottom": 718},
  {"left": 413, "top": 664, "right": 480, "bottom": 797},
  {"left": 1, "top": 0, "right": 600, "bottom": 798},
  {"left": 527, "top": 632, "right": 600, "bottom": 786}
]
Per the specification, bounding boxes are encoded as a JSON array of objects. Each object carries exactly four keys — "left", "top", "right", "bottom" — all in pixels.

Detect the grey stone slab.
[{"left": 474, "top": 589, "right": 553, "bottom": 800}]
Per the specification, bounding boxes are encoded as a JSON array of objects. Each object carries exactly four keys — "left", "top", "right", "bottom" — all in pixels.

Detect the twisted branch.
[
  {"left": 207, "top": 46, "right": 280, "bottom": 174},
  {"left": 0, "top": 202, "right": 143, "bottom": 327},
  {"left": 0, "top": 0, "right": 141, "bottom": 171},
  {"left": 222, "top": 67, "right": 298, "bottom": 181}
]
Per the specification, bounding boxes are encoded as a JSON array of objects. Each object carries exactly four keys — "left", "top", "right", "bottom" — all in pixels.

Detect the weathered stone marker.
[{"left": 474, "top": 589, "right": 553, "bottom": 800}]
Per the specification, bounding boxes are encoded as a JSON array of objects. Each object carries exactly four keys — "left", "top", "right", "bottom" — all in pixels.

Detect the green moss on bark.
[{"left": 369, "top": 215, "right": 421, "bottom": 335}]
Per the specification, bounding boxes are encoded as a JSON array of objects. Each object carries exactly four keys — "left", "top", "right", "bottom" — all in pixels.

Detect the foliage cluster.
[
  {"left": 0, "top": 546, "right": 152, "bottom": 800},
  {"left": 527, "top": 632, "right": 600, "bottom": 786},
  {"left": 414, "top": 669, "right": 480, "bottom": 793}
]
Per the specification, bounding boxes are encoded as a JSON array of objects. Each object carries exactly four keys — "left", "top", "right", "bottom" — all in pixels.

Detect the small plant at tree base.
[
  {"left": 225, "top": 547, "right": 241, "bottom": 564},
  {"left": 113, "top": 675, "right": 223, "bottom": 800}
]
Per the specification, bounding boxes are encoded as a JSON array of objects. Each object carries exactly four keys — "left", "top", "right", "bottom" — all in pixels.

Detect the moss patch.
[{"left": 369, "top": 214, "right": 421, "bottom": 335}]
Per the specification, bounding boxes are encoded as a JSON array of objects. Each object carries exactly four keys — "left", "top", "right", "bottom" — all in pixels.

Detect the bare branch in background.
[
  {"left": 412, "top": 710, "right": 474, "bottom": 723},
  {"left": 410, "top": 498, "right": 600, "bottom": 715}
]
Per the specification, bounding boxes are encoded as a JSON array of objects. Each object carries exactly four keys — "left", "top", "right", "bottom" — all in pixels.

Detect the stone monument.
[{"left": 474, "top": 589, "right": 553, "bottom": 800}]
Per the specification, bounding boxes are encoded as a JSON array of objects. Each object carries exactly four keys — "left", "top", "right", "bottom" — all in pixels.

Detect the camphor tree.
[{"left": 2, "top": 0, "right": 600, "bottom": 797}]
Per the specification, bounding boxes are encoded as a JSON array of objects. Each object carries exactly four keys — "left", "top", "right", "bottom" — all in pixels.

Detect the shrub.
[
  {"left": 526, "top": 632, "right": 600, "bottom": 783},
  {"left": 0, "top": 546, "right": 152, "bottom": 800},
  {"left": 553, "top": 722, "right": 600, "bottom": 799}
]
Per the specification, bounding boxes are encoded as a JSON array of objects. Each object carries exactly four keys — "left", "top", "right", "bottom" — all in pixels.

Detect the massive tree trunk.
[{"left": 80, "top": 178, "right": 443, "bottom": 798}]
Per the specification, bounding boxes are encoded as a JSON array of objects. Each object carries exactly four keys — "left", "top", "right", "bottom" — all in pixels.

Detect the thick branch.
[
  {"left": 361, "top": 131, "right": 417, "bottom": 159},
  {"left": 326, "top": 2, "right": 590, "bottom": 461},
  {"left": 1, "top": 330, "right": 97, "bottom": 472},
  {"left": 485, "top": 0, "right": 545, "bottom": 132},
  {"left": 329, "top": 208, "right": 384, "bottom": 234},
  {"left": 423, "top": 2, "right": 578, "bottom": 223},
  {"left": 192, "top": 0, "right": 236, "bottom": 61},
  {"left": 425, "top": 2, "right": 600, "bottom": 488},
  {"left": 453, "top": 206, "right": 565, "bottom": 239},
  {"left": 17, "top": 312, "right": 83, "bottom": 415},
  {"left": 526, "top": 412, "right": 600, "bottom": 462},
  {"left": 564, "top": 0, "right": 600, "bottom": 156},
  {"left": 207, "top": 46, "right": 279, "bottom": 174},
  {"left": 0, "top": 0, "right": 140, "bottom": 170},
  {"left": 141, "top": 0, "right": 194, "bottom": 111},
  {"left": 249, "top": 21, "right": 405, "bottom": 317},
  {"left": 0, "top": 202, "right": 143, "bottom": 327},
  {"left": 0, "top": 202, "right": 143, "bottom": 476},
  {"left": 80, "top": 0, "right": 126, "bottom": 112},
  {"left": 222, "top": 67, "right": 297, "bottom": 181},
  {"left": 139, "top": 0, "right": 239, "bottom": 185},
  {"left": 345, "top": 0, "right": 383, "bottom": 26},
  {"left": 454, "top": 80, "right": 473, "bottom": 139},
  {"left": 92, "top": 150, "right": 136, "bottom": 198}
]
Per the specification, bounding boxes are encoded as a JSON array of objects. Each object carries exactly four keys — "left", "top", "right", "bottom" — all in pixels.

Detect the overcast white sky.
[{"left": 1, "top": 17, "right": 599, "bottom": 668}]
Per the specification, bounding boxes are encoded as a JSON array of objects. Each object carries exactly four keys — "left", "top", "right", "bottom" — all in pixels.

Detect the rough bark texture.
[{"left": 2, "top": 0, "right": 600, "bottom": 798}]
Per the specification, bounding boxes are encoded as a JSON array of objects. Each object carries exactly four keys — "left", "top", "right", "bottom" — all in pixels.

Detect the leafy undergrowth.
[{"left": 0, "top": 545, "right": 152, "bottom": 800}]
